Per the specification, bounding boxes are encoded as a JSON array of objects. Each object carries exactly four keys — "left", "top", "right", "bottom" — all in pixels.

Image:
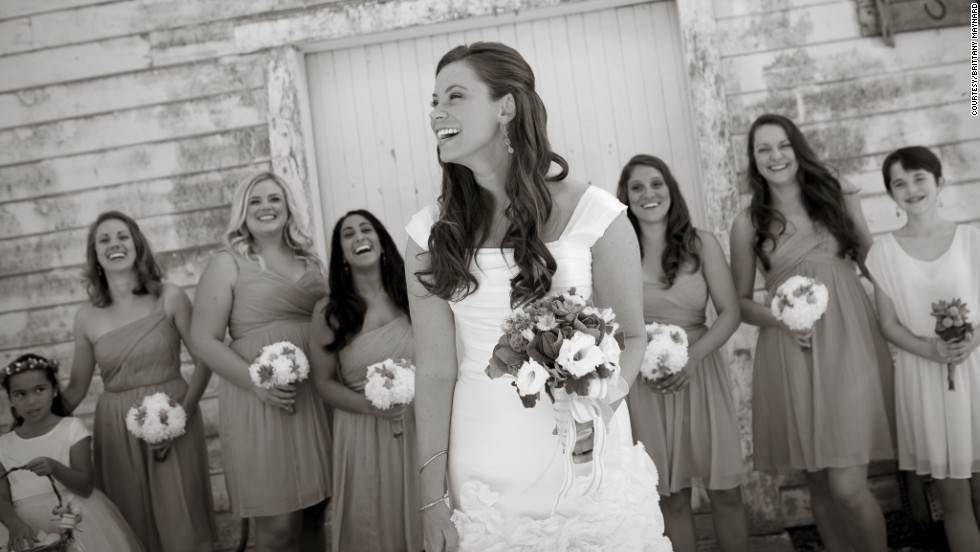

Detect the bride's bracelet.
[
  {"left": 420, "top": 449, "right": 447, "bottom": 473},
  {"left": 419, "top": 489, "right": 452, "bottom": 513}
]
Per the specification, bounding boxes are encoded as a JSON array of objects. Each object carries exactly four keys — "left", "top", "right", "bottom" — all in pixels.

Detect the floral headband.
[{"left": 2, "top": 356, "right": 58, "bottom": 384}]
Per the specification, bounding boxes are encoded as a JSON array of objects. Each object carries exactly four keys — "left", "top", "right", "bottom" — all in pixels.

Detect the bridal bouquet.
[
  {"left": 771, "top": 275, "right": 829, "bottom": 342},
  {"left": 248, "top": 341, "right": 310, "bottom": 389},
  {"left": 486, "top": 288, "right": 628, "bottom": 509},
  {"left": 931, "top": 298, "right": 974, "bottom": 391},
  {"left": 641, "top": 322, "right": 689, "bottom": 382},
  {"left": 126, "top": 392, "right": 187, "bottom": 460},
  {"left": 365, "top": 358, "right": 415, "bottom": 436}
]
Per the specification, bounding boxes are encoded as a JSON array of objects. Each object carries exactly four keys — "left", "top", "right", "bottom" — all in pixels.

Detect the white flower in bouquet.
[
  {"left": 515, "top": 359, "right": 550, "bottom": 397},
  {"left": 248, "top": 341, "right": 310, "bottom": 389},
  {"left": 125, "top": 392, "right": 187, "bottom": 444},
  {"left": 770, "top": 275, "right": 829, "bottom": 332},
  {"left": 364, "top": 358, "right": 415, "bottom": 410},
  {"left": 641, "top": 323, "right": 689, "bottom": 382},
  {"left": 555, "top": 331, "right": 605, "bottom": 378}
]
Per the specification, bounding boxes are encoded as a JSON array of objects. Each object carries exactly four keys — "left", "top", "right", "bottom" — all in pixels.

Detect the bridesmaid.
[
  {"left": 618, "top": 155, "right": 748, "bottom": 552},
  {"left": 62, "top": 211, "right": 217, "bottom": 552},
  {"left": 191, "top": 172, "right": 331, "bottom": 552},
  {"left": 730, "top": 114, "right": 894, "bottom": 552},
  {"left": 866, "top": 146, "right": 980, "bottom": 551},
  {"left": 309, "top": 209, "right": 422, "bottom": 552}
]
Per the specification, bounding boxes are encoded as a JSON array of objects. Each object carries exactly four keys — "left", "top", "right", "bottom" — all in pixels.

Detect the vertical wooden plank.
[
  {"left": 410, "top": 36, "right": 441, "bottom": 210},
  {"left": 526, "top": 18, "right": 571, "bottom": 171},
  {"left": 563, "top": 13, "right": 601, "bottom": 185},
  {"left": 633, "top": 3, "right": 673, "bottom": 172},
  {"left": 544, "top": 16, "right": 587, "bottom": 182},
  {"left": 307, "top": 50, "right": 345, "bottom": 242},
  {"left": 598, "top": 7, "right": 633, "bottom": 188},
  {"left": 349, "top": 45, "right": 386, "bottom": 218},
  {"left": 615, "top": 4, "right": 656, "bottom": 164},
  {"left": 366, "top": 42, "right": 404, "bottom": 238},
  {"left": 496, "top": 24, "right": 517, "bottom": 49},
  {"left": 331, "top": 48, "right": 369, "bottom": 222},
  {"left": 581, "top": 10, "right": 620, "bottom": 188}
]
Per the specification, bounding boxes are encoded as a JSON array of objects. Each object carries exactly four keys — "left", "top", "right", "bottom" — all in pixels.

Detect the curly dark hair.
[
  {"left": 416, "top": 42, "right": 569, "bottom": 307},
  {"left": 323, "top": 210, "right": 408, "bottom": 353},
  {"left": 83, "top": 211, "right": 163, "bottom": 308},
  {"left": 746, "top": 114, "right": 861, "bottom": 271},
  {"left": 2, "top": 353, "right": 68, "bottom": 426},
  {"left": 616, "top": 154, "right": 701, "bottom": 287}
]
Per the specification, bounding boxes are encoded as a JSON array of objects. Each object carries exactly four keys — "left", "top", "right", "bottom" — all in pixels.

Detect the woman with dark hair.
[
  {"left": 309, "top": 209, "right": 421, "bottom": 552},
  {"left": 62, "top": 211, "right": 216, "bottom": 552},
  {"left": 866, "top": 146, "right": 980, "bottom": 551},
  {"left": 618, "top": 154, "right": 748, "bottom": 552},
  {"left": 191, "top": 172, "right": 331, "bottom": 552},
  {"left": 405, "top": 42, "right": 669, "bottom": 551},
  {"left": 730, "top": 114, "right": 894, "bottom": 551}
]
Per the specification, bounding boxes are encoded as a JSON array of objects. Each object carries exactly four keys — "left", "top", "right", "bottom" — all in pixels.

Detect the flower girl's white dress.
[{"left": 407, "top": 186, "right": 672, "bottom": 551}]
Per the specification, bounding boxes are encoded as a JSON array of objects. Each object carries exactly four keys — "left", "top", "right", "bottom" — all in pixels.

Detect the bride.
[{"left": 404, "top": 42, "right": 671, "bottom": 551}]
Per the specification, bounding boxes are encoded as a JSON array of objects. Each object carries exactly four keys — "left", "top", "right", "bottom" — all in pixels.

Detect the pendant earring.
[
  {"left": 895, "top": 206, "right": 901, "bottom": 218},
  {"left": 502, "top": 125, "right": 514, "bottom": 155}
]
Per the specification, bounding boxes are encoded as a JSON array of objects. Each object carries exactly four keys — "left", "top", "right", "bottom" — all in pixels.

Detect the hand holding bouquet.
[
  {"left": 771, "top": 275, "right": 829, "bottom": 349},
  {"left": 364, "top": 358, "right": 415, "bottom": 436},
  {"left": 486, "top": 288, "right": 628, "bottom": 509},
  {"left": 641, "top": 323, "right": 689, "bottom": 391},
  {"left": 125, "top": 392, "right": 187, "bottom": 461},
  {"left": 930, "top": 298, "right": 974, "bottom": 391}
]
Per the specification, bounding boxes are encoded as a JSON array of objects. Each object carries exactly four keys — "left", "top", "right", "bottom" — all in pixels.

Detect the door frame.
[{"left": 260, "top": 0, "right": 734, "bottom": 258}]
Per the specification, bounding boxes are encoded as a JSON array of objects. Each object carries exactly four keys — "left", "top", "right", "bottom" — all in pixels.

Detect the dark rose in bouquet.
[{"left": 930, "top": 298, "right": 974, "bottom": 391}]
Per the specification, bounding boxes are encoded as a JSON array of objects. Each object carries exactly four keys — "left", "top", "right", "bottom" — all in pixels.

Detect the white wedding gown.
[{"left": 407, "top": 186, "right": 671, "bottom": 551}]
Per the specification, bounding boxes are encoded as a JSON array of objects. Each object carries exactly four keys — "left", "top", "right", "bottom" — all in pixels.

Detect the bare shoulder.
[
  {"left": 695, "top": 228, "right": 723, "bottom": 252},
  {"left": 731, "top": 208, "right": 754, "bottom": 235},
  {"left": 161, "top": 283, "right": 189, "bottom": 312},
  {"left": 839, "top": 177, "right": 860, "bottom": 195},
  {"left": 202, "top": 250, "right": 238, "bottom": 283},
  {"left": 550, "top": 179, "right": 590, "bottom": 210}
]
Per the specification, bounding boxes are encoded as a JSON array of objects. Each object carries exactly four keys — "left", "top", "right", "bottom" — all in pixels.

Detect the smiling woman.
[
  {"left": 190, "top": 173, "right": 332, "bottom": 552},
  {"left": 61, "top": 211, "right": 217, "bottom": 552}
]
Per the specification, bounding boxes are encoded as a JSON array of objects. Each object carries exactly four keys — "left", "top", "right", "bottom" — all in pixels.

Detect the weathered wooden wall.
[{"left": 0, "top": 0, "right": 974, "bottom": 550}]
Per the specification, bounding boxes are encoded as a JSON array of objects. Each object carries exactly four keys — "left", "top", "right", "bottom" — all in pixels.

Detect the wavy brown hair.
[
  {"left": 746, "top": 114, "right": 861, "bottom": 271},
  {"left": 323, "top": 210, "right": 409, "bottom": 353},
  {"left": 616, "top": 154, "right": 701, "bottom": 287},
  {"left": 416, "top": 42, "right": 569, "bottom": 307},
  {"left": 84, "top": 211, "right": 163, "bottom": 308}
]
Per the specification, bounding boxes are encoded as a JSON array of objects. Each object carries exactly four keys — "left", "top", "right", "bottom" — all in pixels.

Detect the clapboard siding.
[
  {"left": 0, "top": 245, "right": 221, "bottom": 313},
  {"left": 719, "top": 1, "right": 863, "bottom": 56},
  {"left": 0, "top": 126, "right": 269, "bottom": 202},
  {"left": 723, "top": 27, "right": 967, "bottom": 94},
  {"left": 0, "top": 208, "right": 228, "bottom": 277},
  {"left": 0, "top": 54, "right": 266, "bottom": 130},
  {"left": 712, "top": 0, "right": 833, "bottom": 19},
  {"left": 0, "top": 89, "right": 266, "bottom": 165},
  {"left": 727, "top": 62, "right": 969, "bottom": 133},
  {"left": 0, "top": 0, "right": 115, "bottom": 21}
]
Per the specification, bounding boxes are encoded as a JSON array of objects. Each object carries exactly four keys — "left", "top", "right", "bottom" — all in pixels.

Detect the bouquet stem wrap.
[{"left": 550, "top": 376, "right": 628, "bottom": 514}]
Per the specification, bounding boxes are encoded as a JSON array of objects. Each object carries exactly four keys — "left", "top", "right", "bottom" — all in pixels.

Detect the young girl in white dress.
[
  {"left": 405, "top": 42, "right": 670, "bottom": 552},
  {"left": 866, "top": 146, "right": 980, "bottom": 552},
  {"left": 0, "top": 353, "right": 143, "bottom": 552}
]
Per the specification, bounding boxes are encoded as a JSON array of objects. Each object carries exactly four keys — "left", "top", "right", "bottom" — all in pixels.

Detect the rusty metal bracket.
[{"left": 875, "top": 0, "right": 896, "bottom": 46}]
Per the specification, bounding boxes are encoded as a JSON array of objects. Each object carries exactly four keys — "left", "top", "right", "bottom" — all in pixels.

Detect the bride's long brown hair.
[{"left": 416, "top": 42, "right": 568, "bottom": 307}]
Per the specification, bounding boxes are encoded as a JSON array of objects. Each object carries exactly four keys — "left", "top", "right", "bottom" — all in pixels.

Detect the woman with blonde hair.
[{"left": 192, "top": 172, "right": 331, "bottom": 552}]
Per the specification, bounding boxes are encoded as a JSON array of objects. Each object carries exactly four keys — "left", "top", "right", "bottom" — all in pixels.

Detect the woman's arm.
[
  {"left": 23, "top": 436, "right": 94, "bottom": 497},
  {"left": 591, "top": 212, "right": 645, "bottom": 388},
  {"left": 164, "top": 284, "right": 212, "bottom": 418},
  {"left": 657, "top": 231, "right": 741, "bottom": 393},
  {"left": 842, "top": 180, "right": 875, "bottom": 267},
  {"left": 405, "top": 238, "right": 458, "bottom": 547},
  {"left": 308, "top": 300, "right": 402, "bottom": 418},
  {"left": 730, "top": 209, "right": 782, "bottom": 329},
  {"left": 61, "top": 306, "right": 97, "bottom": 414},
  {"left": 189, "top": 252, "right": 253, "bottom": 390}
]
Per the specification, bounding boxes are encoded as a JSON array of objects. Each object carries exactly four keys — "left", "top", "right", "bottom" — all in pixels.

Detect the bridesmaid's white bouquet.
[
  {"left": 641, "top": 322, "right": 689, "bottom": 381},
  {"left": 248, "top": 341, "right": 310, "bottom": 388},
  {"left": 771, "top": 275, "right": 829, "bottom": 333},
  {"left": 364, "top": 358, "right": 415, "bottom": 437},
  {"left": 126, "top": 392, "right": 187, "bottom": 446}
]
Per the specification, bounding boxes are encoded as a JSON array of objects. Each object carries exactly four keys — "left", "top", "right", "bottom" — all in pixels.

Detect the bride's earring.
[
  {"left": 895, "top": 205, "right": 901, "bottom": 218},
  {"left": 502, "top": 125, "right": 514, "bottom": 155}
]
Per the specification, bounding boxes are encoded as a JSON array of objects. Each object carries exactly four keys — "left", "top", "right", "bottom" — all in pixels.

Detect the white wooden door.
[{"left": 305, "top": 0, "right": 702, "bottom": 250}]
